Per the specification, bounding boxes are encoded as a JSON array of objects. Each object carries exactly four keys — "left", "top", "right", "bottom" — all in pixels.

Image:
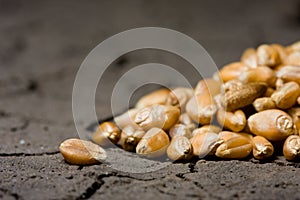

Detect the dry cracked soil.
[{"left": 1, "top": 0, "right": 300, "bottom": 199}]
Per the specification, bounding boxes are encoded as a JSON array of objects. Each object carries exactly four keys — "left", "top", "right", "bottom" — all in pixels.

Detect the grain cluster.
[{"left": 60, "top": 41, "right": 300, "bottom": 165}]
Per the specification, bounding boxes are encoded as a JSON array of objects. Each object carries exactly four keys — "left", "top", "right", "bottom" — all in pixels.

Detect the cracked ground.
[{"left": 1, "top": 1, "right": 300, "bottom": 199}]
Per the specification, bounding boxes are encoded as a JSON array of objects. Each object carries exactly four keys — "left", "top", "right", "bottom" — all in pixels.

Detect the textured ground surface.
[{"left": 1, "top": 0, "right": 300, "bottom": 199}]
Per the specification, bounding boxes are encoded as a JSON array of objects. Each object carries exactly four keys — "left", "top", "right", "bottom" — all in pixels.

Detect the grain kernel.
[
  {"left": 167, "top": 136, "right": 193, "bottom": 161},
  {"left": 186, "top": 93, "right": 217, "bottom": 125},
  {"left": 217, "top": 109, "right": 246, "bottom": 132},
  {"left": 286, "top": 41, "right": 300, "bottom": 53},
  {"left": 276, "top": 65, "right": 300, "bottom": 85},
  {"left": 134, "top": 104, "right": 180, "bottom": 131},
  {"left": 194, "top": 78, "right": 221, "bottom": 96},
  {"left": 283, "top": 135, "right": 300, "bottom": 161},
  {"left": 218, "top": 131, "right": 253, "bottom": 142},
  {"left": 215, "top": 136, "right": 252, "bottom": 159},
  {"left": 136, "top": 127, "right": 170, "bottom": 158},
  {"left": 252, "top": 136, "right": 274, "bottom": 160},
  {"left": 169, "top": 124, "right": 193, "bottom": 139},
  {"left": 222, "top": 82, "right": 267, "bottom": 111},
  {"left": 92, "top": 122, "right": 121, "bottom": 146},
  {"left": 192, "top": 125, "right": 222, "bottom": 136},
  {"left": 285, "top": 51, "right": 300, "bottom": 66},
  {"left": 221, "top": 80, "right": 243, "bottom": 93},
  {"left": 114, "top": 109, "right": 139, "bottom": 129},
  {"left": 135, "top": 88, "right": 170, "bottom": 109},
  {"left": 257, "top": 44, "right": 281, "bottom": 67},
  {"left": 190, "top": 132, "right": 223, "bottom": 158},
  {"left": 271, "top": 44, "right": 288, "bottom": 63},
  {"left": 166, "top": 87, "right": 193, "bottom": 112},
  {"left": 119, "top": 125, "right": 145, "bottom": 152},
  {"left": 59, "top": 138, "right": 106, "bottom": 165},
  {"left": 271, "top": 81, "right": 300, "bottom": 109},
  {"left": 253, "top": 97, "right": 276, "bottom": 112},
  {"left": 275, "top": 78, "right": 284, "bottom": 89},
  {"left": 263, "top": 87, "right": 275, "bottom": 97},
  {"left": 240, "top": 48, "right": 257, "bottom": 68},
  {"left": 179, "top": 113, "right": 197, "bottom": 131},
  {"left": 239, "top": 66, "right": 276, "bottom": 87},
  {"left": 219, "top": 62, "right": 249, "bottom": 82},
  {"left": 287, "top": 107, "right": 300, "bottom": 131},
  {"left": 248, "top": 109, "right": 295, "bottom": 141}
]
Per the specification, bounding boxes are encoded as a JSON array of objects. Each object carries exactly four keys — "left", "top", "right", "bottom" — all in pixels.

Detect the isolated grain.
[
  {"left": 248, "top": 109, "right": 295, "bottom": 141},
  {"left": 217, "top": 109, "right": 246, "bottom": 132},
  {"left": 222, "top": 82, "right": 267, "bottom": 111},
  {"left": 59, "top": 138, "right": 106, "bottom": 165},
  {"left": 253, "top": 97, "right": 277, "bottom": 112},
  {"left": 167, "top": 136, "right": 193, "bottom": 161},
  {"left": 271, "top": 81, "right": 300, "bottom": 109},
  {"left": 136, "top": 127, "right": 170, "bottom": 158},
  {"left": 252, "top": 136, "right": 274, "bottom": 160},
  {"left": 215, "top": 136, "right": 252, "bottom": 159},
  {"left": 283, "top": 135, "right": 300, "bottom": 161},
  {"left": 135, "top": 88, "right": 170, "bottom": 109}
]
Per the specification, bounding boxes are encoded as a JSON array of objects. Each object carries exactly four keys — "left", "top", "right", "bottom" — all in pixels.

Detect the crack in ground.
[
  {"left": 0, "top": 188, "right": 22, "bottom": 200},
  {"left": 174, "top": 160, "right": 199, "bottom": 180},
  {"left": 76, "top": 172, "right": 158, "bottom": 199},
  {"left": 75, "top": 172, "right": 117, "bottom": 200},
  {"left": 188, "top": 161, "right": 198, "bottom": 173},
  {"left": 0, "top": 151, "right": 60, "bottom": 157},
  {"left": 174, "top": 159, "right": 300, "bottom": 199}
]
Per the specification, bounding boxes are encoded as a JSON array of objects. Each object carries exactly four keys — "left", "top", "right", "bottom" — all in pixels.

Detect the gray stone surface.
[{"left": 1, "top": 0, "right": 300, "bottom": 199}]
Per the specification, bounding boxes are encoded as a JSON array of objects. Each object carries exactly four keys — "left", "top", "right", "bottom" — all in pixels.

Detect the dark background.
[{"left": 1, "top": 0, "right": 300, "bottom": 199}]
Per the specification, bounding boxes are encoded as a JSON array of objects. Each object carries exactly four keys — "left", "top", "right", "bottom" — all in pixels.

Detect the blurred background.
[{"left": 1, "top": 0, "right": 300, "bottom": 149}]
